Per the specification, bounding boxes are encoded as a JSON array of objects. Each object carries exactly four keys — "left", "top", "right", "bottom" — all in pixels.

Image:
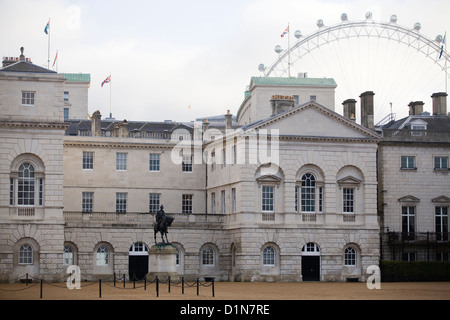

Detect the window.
[
  {"left": 18, "top": 163, "right": 35, "bottom": 206},
  {"left": 310, "top": 95, "right": 317, "bottom": 101},
  {"left": 19, "top": 244, "right": 33, "bottom": 265},
  {"left": 82, "top": 152, "right": 94, "bottom": 170},
  {"left": 211, "top": 151, "right": 216, "bottom": 171},
  {"left": 222, "top": 148, "right": 226, "bottom": 168},
  {"left": 149, "top": 193, "right": 160, "bottom": 213},
  {"left": 263, "top": 247, "right": 275, "bottom": 266},
  {"left": 182, "top": 154, "right": 192, "bottom": 172},
  {"left": 202, "top": 247, "right": 214, "bottom": 266},
  {"left": 116, "top": 153, "right": 127, "bottom": 171},
  {"left": 149, "top": 154, "right": 160, "bottom": 171},
  {"left": 301, "top": 173, "right": 315, "bottom": 212},
  {"left": 22, "top": 91, "right": 35, "bottom": 106},
  {"left": 401, "top": 156, "right": 415, "bottom": 169},
  {"left": 38, "top": 178, "right": 43, "bottom": 206},
  {"left": 221, "top": 190, "right": 226, "bottom": 214},
  {"left": 402, "top": 252, "right": 416, "bottom": 262},
  {"left": 436, "top": 207, "right": 449, "bottom": 241},
  {"left": 116, "top": 193, "right": 127, "bottom": 213},
  {"left": 63, "top": 108, "right": 69, "bottom": 121},
  {"left": 343, "top": 188, "right": 354, "bottom": 213},
  {"left": 344, "top": 247, "right": 356, "bottom": 266},
  {"left": 435, "top": 157, "right": 449, "bottom": 170},
  {"left": 64, "top": 91, "right": 69, "bottom": 102},
  {"left": 231, "top": 188, "right": 236, "bottom": 213},
  {"left": 182, "top": 194, "right": 193, "bottom": 214},
  {"left": 402, "top": 206, "right": 415, "bottom": 240},
  {"left": 262, "top": 186, "right": 274, "bottom": 212},
  {"left": 96, "top": 246, "right": 109, "bottom": 266},
  {"left": 10, "top": 178, "right": 14, "bottom": 206},
  {"left": 64, "top": 245, "right": 74, "bottom": 265},
  {"left": 82, "top": 192, "right": 93, "bottom": 213},
  {"left": 211, "top": 192, "right": 215, "bottom": 213}
]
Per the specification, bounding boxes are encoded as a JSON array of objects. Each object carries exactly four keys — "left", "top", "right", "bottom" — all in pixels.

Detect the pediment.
[
  {"left": 398, "top": 195, "right": 420, "bottom": 203},
  {"left": 244, "top": 102, "right": 380, "bottom": 141},
  {"left": 337, "top": 176, "right": 363, "bottom": 189},
  {"left": 256, "top": 174, "right": 282, "bottom": 186},
  {"left": 432, "top": 195, "right": 450, "bottom": 204}
]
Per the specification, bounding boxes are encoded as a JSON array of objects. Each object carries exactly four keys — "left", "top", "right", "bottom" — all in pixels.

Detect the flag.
[
  {"left": 101, "top": 75, "right": 111, "bottom": 87},
  {"left": 44, "top": 20, "right": 50, "bottom": 35},
  {"left": 281, "top": 25, "right": 289, "bottom": 37},
  {"left": 439, "top": 33, "right": 446, "bottom": 59},
  {"left": 52, "top": 50, "right": 58, "bottom": 68}
]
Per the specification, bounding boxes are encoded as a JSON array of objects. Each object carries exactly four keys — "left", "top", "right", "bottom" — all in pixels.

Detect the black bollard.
[
  {"left": 182, "top": 276, "right": 184, "bottom": 294},
  {"left": 212, "top": 278, "right": 215, "bottom": 297},
  {"left": 196, "top": 278, "right": 199, "bottom": 296},
  {"left": 156, "top": 276, "right": 159, "bottom": 297},
  {"left": 99, "top": 279, "right": 102, "bottom": 298}
]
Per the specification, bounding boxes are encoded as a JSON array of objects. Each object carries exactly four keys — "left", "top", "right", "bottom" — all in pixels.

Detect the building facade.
[{"left": 1, "top": 49, "right": 447, "bottom": 283}]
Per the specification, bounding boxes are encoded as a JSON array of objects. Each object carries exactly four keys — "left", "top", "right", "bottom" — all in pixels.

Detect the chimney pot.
[{"left": 360, "top": 91, "right": 375, "bottom": 129}]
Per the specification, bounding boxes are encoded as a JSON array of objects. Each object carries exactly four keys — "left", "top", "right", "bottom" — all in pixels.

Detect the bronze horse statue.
[{"left": 154, "top": 205, "right": 174, "bottom": 244}]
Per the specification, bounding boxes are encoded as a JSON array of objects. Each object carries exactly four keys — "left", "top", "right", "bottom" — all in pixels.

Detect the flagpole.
[
  {"left": 445, "top": 31, "right": 447, "bottom": 94},
  {"left": 110, "top": 74, "right": 112, "bottom": 118},
  {"left": 47, "top": 18, "right": 51, "bottom": 69},
  {"left": 288, "top": 22, "right": 291, "bottom": 78}
]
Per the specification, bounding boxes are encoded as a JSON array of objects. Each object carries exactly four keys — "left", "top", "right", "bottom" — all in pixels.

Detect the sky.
[{"left": 1, "top": 0, "right": 450, "bottom": 123}]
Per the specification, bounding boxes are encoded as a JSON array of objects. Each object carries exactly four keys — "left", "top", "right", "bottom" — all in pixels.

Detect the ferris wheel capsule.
[
  {"left": 294, "top": 30, "right": 302, "bottom": 39},
  {"left": 274, "top": 45, "right": 283, "bottom": 54},
  {"left": 436, "top": 35, "right": 443, "bottom": 43},
  {"left": 258, "top": 64, "right": 266, "bottom": 72},
  {"left": 414, "top": 23, "right": 421, "bottom": 31},
  {"left": 317, "top": 19, "right": 324, "bottom": 28},
  {"left": 390, "top": 15, "right": 398, "bottom": 23},
  {"left": 341, "top": 13, "right": 348, "bottom": 22},
  {"left": 365, "top": 12, "right": 373, "bottom": 20}
]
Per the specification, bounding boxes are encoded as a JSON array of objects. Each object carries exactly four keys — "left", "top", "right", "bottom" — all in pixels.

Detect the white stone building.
[
  {"left": 1, "top": 49, "right": 383, "bottom": 282},
  {"left": 378, "top": 96, "right": 450, "bottom": 262}
]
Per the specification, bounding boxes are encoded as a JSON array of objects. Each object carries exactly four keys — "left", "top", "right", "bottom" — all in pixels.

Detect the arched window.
[
  {"left": 301, "top": 173, "right": 315, "bottom": 212},
  {"left": 96, "top": 246, "right": 109, "bottom": 266},
  {"left": 18, "top": 163, "right": 35, "bottom": 206},
  {"left": 19, "top": 244, "right": 33, "bottom": 265},
  {"left": 263, "top": 246, "right": 275, "bottom": 266},
  {"left": 344, "top": 247, "right": 357, "bottom": 266},
  {"left": 64, "top": 245, "right": 73, "bottom": 265},
  {"left": 201, "top": 246, "right": 215, "bottom": 266}
]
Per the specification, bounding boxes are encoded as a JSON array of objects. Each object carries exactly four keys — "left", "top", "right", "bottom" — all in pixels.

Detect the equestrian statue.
[{"left": 154, "top": 205, "right": 174, "bottom": 245}]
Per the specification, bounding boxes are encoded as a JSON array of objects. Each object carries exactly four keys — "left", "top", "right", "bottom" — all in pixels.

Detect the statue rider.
[{"left": 156, "top": 205, "right": 166, "bottom": 230}]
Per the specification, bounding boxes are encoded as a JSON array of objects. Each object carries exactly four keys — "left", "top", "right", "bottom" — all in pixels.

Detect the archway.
[
  {"left": 301, "top": 242, "right": 321, "bottom": 281},
  {"left": 129, "top": 242, "right": 149, "bottom": 280}
]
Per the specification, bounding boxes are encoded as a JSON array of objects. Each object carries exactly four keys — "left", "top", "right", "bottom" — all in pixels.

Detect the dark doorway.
[
  {"left": 302, "top": 256, "right": 320, "bottom": 281},
  {"left": 129, "top": 255, "right": 148, "bottom": 280}
]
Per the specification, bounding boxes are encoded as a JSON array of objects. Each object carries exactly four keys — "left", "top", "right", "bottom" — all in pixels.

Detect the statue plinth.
[{"left": 148, "top": 243, "right": 179, "bottom": 281}]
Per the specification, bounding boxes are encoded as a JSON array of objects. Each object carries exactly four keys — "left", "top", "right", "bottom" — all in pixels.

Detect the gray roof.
[{"left": 0, "top": 60, "right": 56, "bottom": 74}]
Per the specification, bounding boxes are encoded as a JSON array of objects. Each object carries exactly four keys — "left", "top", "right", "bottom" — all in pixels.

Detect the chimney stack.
[
  {"left": 118, "top": 120, "right": 129, "bottom": 138},
  {"left": 91, "top": 110, "right": 102, "bottom": 137},
  {"left": 360, "top": 91, "right": 374, "bottom": 129},
  {"left": 225, "top": 110, "right": 233, "bottom": 130},
  {"left": 342, "top": 99, "right": 356, "bottom": 121},
  {"left": 408, "top": 101, "right": 424, "bottom": 115},
  {"left": 431, "top": 92, "right": 448, "bottom": 115},
  {"left": 270, "top": 95, "right": 295, "bottom": 115}
]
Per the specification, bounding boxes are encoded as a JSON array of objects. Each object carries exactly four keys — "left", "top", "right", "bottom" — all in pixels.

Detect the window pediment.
[
  {"left": 337, "top": 176, "right": 362, "bottom": 189},
  {"left": 398, "top": 195, "right": 420, "bottom": 203},
  {"left": 432, "top": 195, "right": 450, "bottom": 204},
  {"left": 256, "top": 174, "right": 282, "bottom": 187}
]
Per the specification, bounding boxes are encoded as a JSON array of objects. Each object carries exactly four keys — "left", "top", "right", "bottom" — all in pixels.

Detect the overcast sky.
[{"left": 1, "top": 0, "right": 449, "bottom": 123}]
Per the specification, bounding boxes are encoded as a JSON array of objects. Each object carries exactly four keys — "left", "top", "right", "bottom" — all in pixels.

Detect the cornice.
[
  {"left": 0, "top": 120, "right": 68, "bottom": 130},
  {"left": 63, "top": 139, "right": 175, "bottom": 150}
]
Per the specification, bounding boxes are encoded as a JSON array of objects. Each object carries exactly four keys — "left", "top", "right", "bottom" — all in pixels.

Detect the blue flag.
[
  {"left": 439, "top": 33, "right": 446, "bottom": 59},
  {"left": 44, "top": 20, "right": 50, "bottom": 35}
]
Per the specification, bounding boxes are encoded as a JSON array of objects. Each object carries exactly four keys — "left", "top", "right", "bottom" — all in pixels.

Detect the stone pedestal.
[{"left": 148, "top": 243, "right": 179, "bottom": 281}]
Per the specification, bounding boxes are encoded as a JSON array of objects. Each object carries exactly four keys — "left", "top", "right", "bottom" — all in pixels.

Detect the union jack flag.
[
  {"left": 281, "top": 25, "right": 289, "bottom": 37},
  {"left": 101, "top": 75, "right": 111, "bottom": 87}
]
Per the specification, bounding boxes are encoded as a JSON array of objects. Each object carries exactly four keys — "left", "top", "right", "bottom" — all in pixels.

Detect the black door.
[
  {"left": 302, "top": 256, "right": 320, "bottom": 281},
  {"left": 129, "top": 255, "right": 148, "bottom": 280}
]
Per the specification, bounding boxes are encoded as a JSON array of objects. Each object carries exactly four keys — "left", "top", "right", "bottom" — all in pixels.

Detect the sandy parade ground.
[{"left": 1, "top": 280, "right": 449, "bottom": 300}]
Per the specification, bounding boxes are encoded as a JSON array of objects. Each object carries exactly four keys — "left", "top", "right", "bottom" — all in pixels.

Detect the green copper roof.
[
  {"left": 62, "top": 73, "right": 91, "bottom": 82},
  {"left": 251, "top": 76, "right": 337, "bottom": 87}
]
